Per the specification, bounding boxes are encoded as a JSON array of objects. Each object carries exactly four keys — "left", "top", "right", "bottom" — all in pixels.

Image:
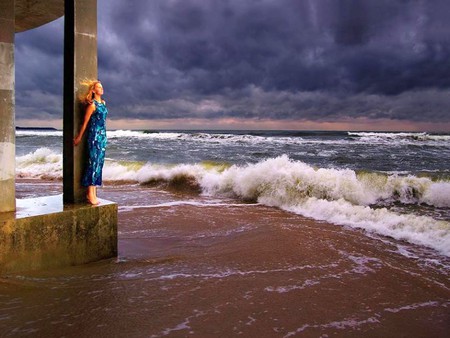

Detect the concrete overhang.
[{"left": 15, "top": 0, "right": 64, "bottom": 33}]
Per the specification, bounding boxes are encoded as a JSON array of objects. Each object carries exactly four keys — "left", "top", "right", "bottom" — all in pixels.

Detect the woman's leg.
[{"left": 87, "top": 185, "right": 99, "bottom": 205}]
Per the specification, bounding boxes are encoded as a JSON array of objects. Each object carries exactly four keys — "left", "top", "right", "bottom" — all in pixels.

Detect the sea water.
[
  {"left": 4, "top": 129, "right": 450, "bottom": 336},
  {"left": 15, "top": 129, "right": 450, "bottom": 256}
]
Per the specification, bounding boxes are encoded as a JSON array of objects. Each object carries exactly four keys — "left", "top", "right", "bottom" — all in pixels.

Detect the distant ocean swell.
[
  {"left": 16, "top": 148, "right": 450, "bottom": 256},
  {"left": 16, "top": 129, "right": 450, "bottom": 145}
]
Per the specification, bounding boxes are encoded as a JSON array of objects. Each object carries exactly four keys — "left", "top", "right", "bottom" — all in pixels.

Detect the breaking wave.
[
  {"left": 348, "top": 131, "right": 450, "bottom": 143},
  {"left": 16, "top": 147, "right": 62, "bottom": 179},
  {"left": 16, "top": 149, "right": 450, "bottom": 256},
  {"left": 107, "top": 130, "right": 450, "bottom": 146},
  {"left": 16, "top": 129, "right": 450, "bottom": 147}
]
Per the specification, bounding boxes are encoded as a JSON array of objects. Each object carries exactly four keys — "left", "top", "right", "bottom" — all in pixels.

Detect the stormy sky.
[{"left": 15, "top": 0, "right": 450, "bottom": 131}]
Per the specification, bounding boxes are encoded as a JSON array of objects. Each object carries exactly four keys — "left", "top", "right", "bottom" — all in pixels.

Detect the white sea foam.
[
  {"left": 199, "top": 156, "right": 450, "bottom": 255},
  {"left": 16, "top": 148, "right": 62, "bottom": 179},
  {"left": 17, "top": 129, "right": 449, "bottom": 149},
  {"left": 15, "top": 150, "right": 450, "bottom": 255},
  {"left": 348, "top": 131, "right": 450, "bottom": 144},
  {"left": 384, "top": 301, "right": 441, "bottom": 313},
  {"left": 200, "top": 155, "right": 450, "bottom": 208},
  {"left": 105, "top": 130, "right": 450, "bottom": 147},
  {"left": 16, "top": 130, "right": 62, "bottom": 137},
  {"left": 107, "top": 130, "right": 280, "bottom": 145},
  {"left": 118, "top": 201, "right": 258, "bottom": 212},
  {"left": 422, "top": 182, "right": 450, "bottom": 207},
  {"left": 107, "top": 130, "right": 184, "bottom": 139}
]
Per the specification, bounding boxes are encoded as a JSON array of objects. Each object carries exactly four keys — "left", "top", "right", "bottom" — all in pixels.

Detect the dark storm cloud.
[
  {"left": 15, "top": 0, "right": 450, "bottom": 125},
  {"left": 15, "top": 17, "right": 64, "bottom": 118}
]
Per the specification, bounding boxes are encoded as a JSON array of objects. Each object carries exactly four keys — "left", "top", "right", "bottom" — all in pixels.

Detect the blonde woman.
[{"left": 74, "top": 80, "right": 108, "bottom": 205}]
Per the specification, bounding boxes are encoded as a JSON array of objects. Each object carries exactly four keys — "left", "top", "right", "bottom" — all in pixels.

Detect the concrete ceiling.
[{"left": 15, "top": 0, "right": 64, "bottom": 33}]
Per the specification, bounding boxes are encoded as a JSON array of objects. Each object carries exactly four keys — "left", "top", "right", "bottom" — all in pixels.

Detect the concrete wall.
[
  {"left": 0, "top": 0, "right": 16, "bottom": 213},
  {"left": 0, "top": 195, "right": 117, "bottom": 274}
]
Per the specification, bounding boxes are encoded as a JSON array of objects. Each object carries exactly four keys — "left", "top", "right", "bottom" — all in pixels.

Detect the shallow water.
[{"left": 1, "top": 181, "right": 449, "bottom": 337}]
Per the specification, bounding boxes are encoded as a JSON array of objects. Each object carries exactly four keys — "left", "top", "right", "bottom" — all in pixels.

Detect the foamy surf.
[
  {"left": 199, "top": 156, "right": 450, "bottom": 256},
  {"left": 108, "top": 130, "right": 450, "bottom": 145},
  {"left": 16, "top": 130, "right": 63, "bottom": 137},
  {"left": 348, "top": 131, "right": 450, "bottom": 143},
  {"left": 16, "top": 147, "right": 62, "bottom": 179},
  {"left": 15, "top": 149, "right": 450, "bottom": 256},
  {"left": 20, "top": 129, "right": 447, "bottom": 146},
  {"left": 118, "top": 201, "right": 259, "bottom": 212}
]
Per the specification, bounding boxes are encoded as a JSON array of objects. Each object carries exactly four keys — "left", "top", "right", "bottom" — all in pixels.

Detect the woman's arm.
[{"left": 73, "top": 103, "right": 95, "bottom": 146}]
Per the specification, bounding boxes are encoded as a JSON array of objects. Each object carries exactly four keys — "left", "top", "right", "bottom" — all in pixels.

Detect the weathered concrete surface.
[
  {"left": 0, "top": 195, "right": 118, "bottom": 274},
  {"left": 15, "top": 0, "right": 64, "bottom": 33},
  {"left": 0, "top": 0, "right": 16, "bottom": 213},
  {"left": 63, "top": 0, "right": 98, "bottom": 204}
]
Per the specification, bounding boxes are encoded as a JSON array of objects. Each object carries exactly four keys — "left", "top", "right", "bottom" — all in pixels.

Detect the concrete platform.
[{"left": 0, "top": 195, "right": 117, "bottom": 274}]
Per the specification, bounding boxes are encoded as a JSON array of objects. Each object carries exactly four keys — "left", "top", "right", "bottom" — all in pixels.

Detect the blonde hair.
[{"left": 79, "top": 79, "right": 101, "bottom": 105}]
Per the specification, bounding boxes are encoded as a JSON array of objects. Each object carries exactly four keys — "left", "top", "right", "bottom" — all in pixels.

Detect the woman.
[{"left": 73, "top": 80, "right": 108, "bottom": 205}]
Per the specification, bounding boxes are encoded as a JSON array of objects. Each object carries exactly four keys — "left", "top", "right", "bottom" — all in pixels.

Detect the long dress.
[{"left": 82, "top": 100, "right": 108, "bottom": 187}]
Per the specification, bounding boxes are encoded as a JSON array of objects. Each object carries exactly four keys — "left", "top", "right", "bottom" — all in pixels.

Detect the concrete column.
[
  {"left": 63, "top": 0, "right": 97, "bottom": 203},
  {"left": 0, "top": 0, "right": 16, "bottom": 213}
]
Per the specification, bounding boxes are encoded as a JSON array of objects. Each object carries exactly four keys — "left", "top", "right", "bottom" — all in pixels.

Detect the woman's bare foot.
[
  {"left": 87, "top": 195, "right": 100, "bottom": 205},
  {"left": 87, "top": 186, "right": 100, "bottom": 205}
]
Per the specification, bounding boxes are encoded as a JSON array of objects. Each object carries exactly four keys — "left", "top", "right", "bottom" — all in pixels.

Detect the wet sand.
[{"left": 1, "top": 181, "right": 449, "bottom": 337}]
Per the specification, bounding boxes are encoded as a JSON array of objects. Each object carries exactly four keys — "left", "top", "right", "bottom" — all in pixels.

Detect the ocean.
[
  {"left": 3, "top": 129, "right": 450, "bottom": 336},
  {"left": 16, "top": 129, "right": 450, "bottom": 256}
]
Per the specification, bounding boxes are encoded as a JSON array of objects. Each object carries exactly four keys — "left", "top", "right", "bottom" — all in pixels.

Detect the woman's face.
[{"left": 93, "top": 82, "right": 104, "bottom": 96}]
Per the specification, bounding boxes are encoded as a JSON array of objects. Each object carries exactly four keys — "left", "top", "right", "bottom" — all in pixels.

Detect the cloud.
[
  {"left": 14, "top": 0, "right": 450, "bottom": 128},
  {"left": 110, "top": 85, "right": 450, "bottom": 123}
]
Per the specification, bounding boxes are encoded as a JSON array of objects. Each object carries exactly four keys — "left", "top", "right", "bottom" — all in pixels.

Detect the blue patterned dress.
[{"left": 82, "top": 100, "right": 108, "bottom": 186}]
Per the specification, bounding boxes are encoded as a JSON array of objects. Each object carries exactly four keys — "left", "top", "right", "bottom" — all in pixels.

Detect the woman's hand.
[{"left": 74, "top": 102, "right": 95, "bottom": 147}]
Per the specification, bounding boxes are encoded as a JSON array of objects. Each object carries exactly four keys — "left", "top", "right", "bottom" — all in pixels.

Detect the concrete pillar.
[
  {"left": 0, "top": 0, "right": 16, "bottom": 213},
  {"left": 63, "top": 0, "right": 97, "bottom": 203}
]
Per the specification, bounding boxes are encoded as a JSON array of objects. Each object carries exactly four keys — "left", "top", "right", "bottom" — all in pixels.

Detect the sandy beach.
[{"left": 0, "top": 180, "right": 448, "bottom": 337}]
